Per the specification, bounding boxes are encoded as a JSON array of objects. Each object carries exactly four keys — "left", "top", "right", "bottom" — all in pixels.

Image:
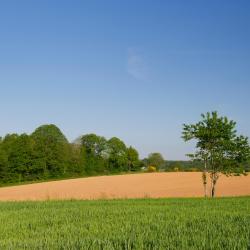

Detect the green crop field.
[{"left": 0, "top": 197, "right": 249, "bottom": 249}]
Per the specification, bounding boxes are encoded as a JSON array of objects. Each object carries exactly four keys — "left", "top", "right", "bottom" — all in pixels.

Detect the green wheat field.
[{"left": 0, "top": 197, "right": 249, "bottom": 249}]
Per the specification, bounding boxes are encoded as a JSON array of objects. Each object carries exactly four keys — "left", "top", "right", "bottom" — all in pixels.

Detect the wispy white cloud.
[{"left": 127, "top": 48, "right": 148, "bottom": 80}]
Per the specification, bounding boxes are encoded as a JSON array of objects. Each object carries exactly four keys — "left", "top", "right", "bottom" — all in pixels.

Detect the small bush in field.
[
  {"left": 174, "top": 167, "right": 179, "bottom": 172},
  {"left": 147, "top": 166, "right": 157, "bottom": 172}
]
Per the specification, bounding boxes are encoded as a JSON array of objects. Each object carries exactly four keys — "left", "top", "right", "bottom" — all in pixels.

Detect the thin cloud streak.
[{"left": 127, "top": 48, "right": 148, "bottom": 81}]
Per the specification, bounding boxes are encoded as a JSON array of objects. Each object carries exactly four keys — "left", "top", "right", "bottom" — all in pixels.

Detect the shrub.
[{"left": 147, "top": 166, "right": 157, "bottom": 172}]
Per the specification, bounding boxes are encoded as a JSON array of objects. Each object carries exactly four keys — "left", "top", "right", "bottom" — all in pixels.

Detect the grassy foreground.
[{"left": 0, "top": 197, "right": 249, "bottom": 249}]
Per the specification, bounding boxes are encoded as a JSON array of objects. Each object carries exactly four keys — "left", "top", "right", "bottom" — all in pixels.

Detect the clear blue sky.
[{"left": 0, "top": 0, "right": 250, "bottom": 160}]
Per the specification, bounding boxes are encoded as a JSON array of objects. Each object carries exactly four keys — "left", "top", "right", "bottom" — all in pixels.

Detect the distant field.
[
  {"left": 0, "top": 172, "right": 249, "bottom": 201},
  {"left": 0, "top": 197, "right": 249, "bottom": 249}
]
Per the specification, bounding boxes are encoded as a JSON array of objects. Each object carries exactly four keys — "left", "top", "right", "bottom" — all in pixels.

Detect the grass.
[{"left": 0, "top": 197, "right": 249, "bottom": 249}]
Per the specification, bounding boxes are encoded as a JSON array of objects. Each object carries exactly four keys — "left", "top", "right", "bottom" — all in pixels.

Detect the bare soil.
[{"left": 0, "top": 172, "right": 249, "bottom": 201}]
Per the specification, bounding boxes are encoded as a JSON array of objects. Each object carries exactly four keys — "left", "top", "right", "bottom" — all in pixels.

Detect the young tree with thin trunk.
[{"left": 182, "top": 111, "right": 250, "bottom": 198}]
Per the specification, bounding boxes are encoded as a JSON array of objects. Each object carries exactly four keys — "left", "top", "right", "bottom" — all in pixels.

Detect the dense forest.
[{"left": 0, "top": 124, "right": 249, "bottom": 185}]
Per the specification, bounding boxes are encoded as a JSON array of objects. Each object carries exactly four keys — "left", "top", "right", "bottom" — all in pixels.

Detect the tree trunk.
[
  {"left": 210, "top": 172, "right": 219, "bottom": 198},
  {"left": 202, "top": 171, "right": 207, "bottom": 197},
  {"left": 202, "top": 160, "right": 207, "bottom": 197},
  {"left": 211, "top": 182, "right": 215, "bottom": 198}
]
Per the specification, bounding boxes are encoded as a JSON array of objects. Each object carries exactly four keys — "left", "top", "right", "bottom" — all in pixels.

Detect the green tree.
[
  {"left": 0, "top": 134, "right": 20, "bottom": 181},
  {"left": 81, "top": 134, "right": 107, "bottom": 173},
  {"left": 182, "top": 111, "right": 250, "bottom": 197},
  {"left": 7, "top": 134, "right": 34, "bottom": 181},
  {"left": 147, "top": 153, "right": 165, "bottom": 170},
  {"left": 107, "top": 137, "right": 128, "bottom": 171},
  {"left": 1, "top": 134, "right": 19, "bottom": 155},
  {"left": 31, "top": 124, "right": 70, "bottom": 178},
  {"left": 67, "top": 144, "right": 86, "bottom": 175},
  {"left": 81, "top": 134, "right": 106, "bottom": 156},
  {"left": 126, "top": 146, "right": 140, "bottom": 171},
  {"left": 0, "top": 143, "right": 8, "bottom": 181}
]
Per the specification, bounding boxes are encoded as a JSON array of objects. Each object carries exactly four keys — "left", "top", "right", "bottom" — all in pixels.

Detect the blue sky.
[{"left": 0, "top": 0, "right": 250, "bottom": 160}]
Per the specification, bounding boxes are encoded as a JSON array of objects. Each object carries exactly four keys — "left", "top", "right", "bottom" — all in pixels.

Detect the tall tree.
[
  {"left": 81, "top": 134, "right": 107, "bottom": 173},
  {"left": 182, "top": 111, "right": 250, "bottom": 197},
  {"left": 147, "top": 153, "right": 165, "bottom": 170},
  {"left": 67, "top": 144, "right": 85, "bottom": 175},
  {"left": 107, "top": 137, "right": 128, "bottom": 171},
  {"left": 0, "top": 142, "right": 8, "bottom": 181},
  {"left": 1, "top": 134, "right": 20, "bottom": 181},
  {"left": 7, "top": 134, "right": 34, "bottom": 181},
  {"left": 126, "top": 146, "right": 140, "bottom": 171},
  {"left": 31, "top": 124, "right": 70, "bottom": 177},
  {"left": 81, "top": 134, "right": 106, "bottom": 156}
]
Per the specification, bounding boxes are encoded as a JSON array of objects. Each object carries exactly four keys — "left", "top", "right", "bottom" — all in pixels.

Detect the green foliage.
[
  {"left": 81, "top": 134, "right": 107, "bottom": 174},
  {"left": 147, "top": 165, "right": 157, "bottom": 172},
  {"left": 183, "top": 111, "right": 250, "bottom": 197},
  {"left": 0, "top": 126, "right": 143, "bottom": 184},
  {"left": 0, "top": 145, "right": 8, "bottom": 180},
  {"left": 67, "top": 144, "right": 85, "bottom": 175},
  {"left": 164, "top": 160, "right": 204, "bottom": 172},
  {"left": 107, "top": 137, "right": 128, "bottom": 171},
  {"left": 0, "top": 197, "right": 249, "bottom": 249},
  {"left": 126, "top": 146, "right": 140, "bottom": 171},
  {"left": 81, "top": 134, "right": 106, "bottom": 156},
  {"left": 32, "top": 124, "right": 68, "bottom": 144},
  {"left": 31, "top": 125, "right": 70, "bottom": 178},
  {"left": 7, "top": 134, "right": 34, "bottom": 181},
  {"left": 147, "top": 152, "right": 165, "bottom": 169}
]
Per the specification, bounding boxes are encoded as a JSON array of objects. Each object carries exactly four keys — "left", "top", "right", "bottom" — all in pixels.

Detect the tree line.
[
  {"left": 0, "top": 125, "right": 141, "bottom": 184},
  {"left": 0, "top": 123, "right": 209, "bottom": 185}
]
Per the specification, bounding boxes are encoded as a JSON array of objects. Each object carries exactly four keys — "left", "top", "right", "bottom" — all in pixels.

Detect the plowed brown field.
[{"left": 0, "top": 172, "right": 249, "bottom": 201}]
